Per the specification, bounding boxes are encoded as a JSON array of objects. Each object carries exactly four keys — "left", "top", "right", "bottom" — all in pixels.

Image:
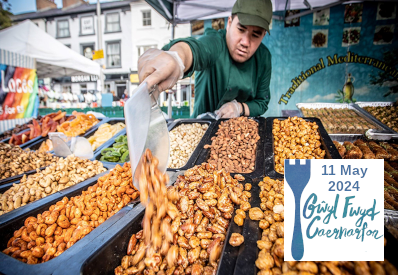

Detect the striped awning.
[{"left": 0, "top": 48, "right": 35, "bottom": 69}]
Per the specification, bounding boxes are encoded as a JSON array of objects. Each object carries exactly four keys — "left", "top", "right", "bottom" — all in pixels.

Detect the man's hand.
[
  {"left": 138, "top": 48, "right": 185, "bottom": 94},
  {"left": 215, "top": 100, "right": 242, "bottom": 119}
]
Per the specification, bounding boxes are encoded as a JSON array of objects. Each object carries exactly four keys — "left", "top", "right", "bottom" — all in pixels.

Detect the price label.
[{"left": 284, "top": 159, "right": 384, "bottom": 261}]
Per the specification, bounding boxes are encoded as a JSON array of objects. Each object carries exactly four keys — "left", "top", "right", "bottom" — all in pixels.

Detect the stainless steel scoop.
[
  {"left": 124, "top": 82, "right": 169, "bottom": 191},
  {"left": 365, "top": 129, "right": 398, "bottom": 141}
]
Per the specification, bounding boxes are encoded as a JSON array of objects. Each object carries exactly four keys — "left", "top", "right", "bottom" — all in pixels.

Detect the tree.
[
  {"left": 370, "top": 49, "right": 398, "bottom": 97},
  {"left": 0, "top": 0, "right": 12, "bottom": 30}
]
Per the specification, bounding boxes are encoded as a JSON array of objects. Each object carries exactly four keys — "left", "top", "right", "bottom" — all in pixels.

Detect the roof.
[{"left": 12, "top": 0, "right": 135, "bottom": 22}]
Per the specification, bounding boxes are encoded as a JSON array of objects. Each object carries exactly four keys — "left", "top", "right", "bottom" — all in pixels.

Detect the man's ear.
[{"left": 227, "top": 16, "right": 234, "bottom": 30}]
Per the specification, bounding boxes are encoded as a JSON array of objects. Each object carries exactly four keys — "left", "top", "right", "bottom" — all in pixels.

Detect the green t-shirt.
[{"left": 162, "top": 28, "right": 272, "bottom": 118}]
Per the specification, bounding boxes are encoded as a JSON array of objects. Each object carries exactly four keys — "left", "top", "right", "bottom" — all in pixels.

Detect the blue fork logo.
[{"left": 285, "top": 159, "right": 311, "bottom": 261}]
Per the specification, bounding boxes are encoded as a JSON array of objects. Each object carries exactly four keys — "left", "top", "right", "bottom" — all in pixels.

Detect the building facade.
[{"left": 12, "top": 0, "right": 191, "bottom": 105}]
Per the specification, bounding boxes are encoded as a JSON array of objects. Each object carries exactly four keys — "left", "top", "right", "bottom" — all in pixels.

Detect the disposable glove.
[
  {"left": 215, "top": 100, "right": 242, "bottom": 119},
  {"left": 138, "top": 48, "right": 185, "bottom": 97}
]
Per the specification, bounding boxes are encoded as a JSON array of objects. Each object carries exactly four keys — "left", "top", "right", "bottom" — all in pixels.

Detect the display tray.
[
  {"left": 92, "top": 128, "right": 128, "bottom": 166},
  {"left": 26, "top": 117, "right": 109, "bottom": 153},
  {"left": 232, "top": 177, "right": 271, "bottom": 275},
  {"left": 195, "top": 117, "right": 266, "bottom": 179},
  {"left": 264, "top": 117, "right": 342, "bottom": 178},
  {"left": 166, "top": 119, "right": 215, "bottom": 172},
  {"left": 353, "top": 102, "right": 397, "bottom": 134},
  {"left": 55, "top": 178, "right": 252, "bottom": 275},
  {"left": 0, "top": 166, "right": 46, "bottom": 187},
  {"left": 82, "top": 118, "right": 126, "bottom": 156},
  {"left": 0, "top": 162, "right": 114, "bottom": 225},
  {"left": 296, "top": 102, "right": 389, "bottom": 142},
  {"left": 0, "top": 128, "right": 45, "bottom": 149},
  {"left": 0, "top": 168, "right": 139, "bottom": 275}
]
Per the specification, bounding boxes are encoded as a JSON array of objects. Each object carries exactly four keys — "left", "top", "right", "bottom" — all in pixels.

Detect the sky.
[{"left": 9, "top": 0, "right": 119, "bottom": 15}]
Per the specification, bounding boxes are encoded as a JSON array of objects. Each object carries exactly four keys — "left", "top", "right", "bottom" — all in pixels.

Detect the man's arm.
[{"left": 169, "top": 42, "right": 193, "bottom": 74}]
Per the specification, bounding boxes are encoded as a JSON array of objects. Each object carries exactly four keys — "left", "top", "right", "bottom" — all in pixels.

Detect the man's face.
[{"left": 226, "top": 15, "right": 266, "bottom": 63}]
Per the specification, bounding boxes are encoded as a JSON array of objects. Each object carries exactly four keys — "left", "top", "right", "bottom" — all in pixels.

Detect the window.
[
  {"left": 81, "top": 43, "right": 95, "bottom": 60},
  {"left": 80, "top": 16, "right": 94, "bottom": 35},
  {"left": 64, "top": 44, "right": 71, "bottom": 48},
  {"left": 106, "top": 41, "right": 121, "bottom": 68},
  {"left": 57, "top": 20, "right": 70, "bottom": 38},
  {"left": 137, "top": 45, "right": 157, "bottom": 57},
  {"left": 142, "top": 10, "right": 151, "bottom": 26},
  {"left": 80, "top": 84, "right": 87, "bottom": 94},
  {"left": 106, "top": 13, "right": 121, "bottom": 32}
]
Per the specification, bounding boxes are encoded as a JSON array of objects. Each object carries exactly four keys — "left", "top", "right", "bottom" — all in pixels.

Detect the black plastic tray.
[
  {"left": 26, "top": 117, "right": 110, "bottom": 153},
  {"left": 0, "top": 162, "right": 114, "bottom": 225},
  {"left": 264, "top": 117, "right": 342, "bottom": 178},
  {"left": 55, "top": 176, "right": 252, "bottom": 275},
  {"left": 82, "top": 118, "right": 126, "bottom": 155},
  {"left": 92, "top": 128, "right": 127, "bottom": 166},
  {"left": 0, "top": 167, "right": 140, "bottom": 275},
  {"left": 0, "top": 166, "right": 45, "bottom": 186},
  {"left": 167, "top": 119, "right": 215, "bottom": 172},
  {"left": 195, "top": 117, "right": 266, "bottom": 179}
]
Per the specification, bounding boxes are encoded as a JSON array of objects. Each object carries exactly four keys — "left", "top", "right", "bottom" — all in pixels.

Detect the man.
[{"left": 138, "top": 0, "right": 272, "bottom": 118}]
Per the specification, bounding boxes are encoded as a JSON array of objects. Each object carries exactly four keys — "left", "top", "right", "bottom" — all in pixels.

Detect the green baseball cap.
[{"left": 232, "top": 0, "right": 273, "bottom": 34}]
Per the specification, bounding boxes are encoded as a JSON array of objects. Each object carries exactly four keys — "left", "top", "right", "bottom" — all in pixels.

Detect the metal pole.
[
  {"left": 97, "top": 0, "right": 105, "bottom": 94},
  {"left": 168, "top": 0, "right": 176, "bottom": 119}
]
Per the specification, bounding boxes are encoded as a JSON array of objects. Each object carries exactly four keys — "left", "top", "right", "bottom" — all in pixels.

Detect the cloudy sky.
[{"left": 9, "top": 0, "right": 119, "bottom": 15}]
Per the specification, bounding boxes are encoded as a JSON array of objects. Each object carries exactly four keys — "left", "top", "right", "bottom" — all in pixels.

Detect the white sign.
[
  {"left": 284, "top": 159, "right": 384, "bottom": 261},
  {"left": 71, "top": 75, "right": 98, "bottom": 83},
  {"left": 81, "top": 16, "right": 94, "bottom": 35}
]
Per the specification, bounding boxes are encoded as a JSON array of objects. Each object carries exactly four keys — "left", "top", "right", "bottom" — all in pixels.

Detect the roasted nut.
[
  {"left": 229, "top": 233, "right": 244, "bottom": 247},
  {"left": 168, "top": 123, "right": 209, "bottom": 169},
  {"left": 249, "top": 207, "right": 264, "bottom": 220},
  {"left": 3, "top": 162, "right": 139, "bottom": 264},
  {"left": 234, "top": 214, "right": 244, "bottom": 226},
  {"left": 240, "top": 201, "right": 251, "bottom": 211},
  {"left": 205, "top": 117, "right": 259, "bottom": 173}
]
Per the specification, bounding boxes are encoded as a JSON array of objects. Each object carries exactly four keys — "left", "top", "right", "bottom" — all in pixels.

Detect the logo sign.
[
  {"left": 284, "top": 159, "right": 384, "bottom": 261},
  {"left": 92, "top": 49, "right": 104, "bottom": 60},
  {"left": 71, "top": 75, "right": 98, "bottom": 83}
]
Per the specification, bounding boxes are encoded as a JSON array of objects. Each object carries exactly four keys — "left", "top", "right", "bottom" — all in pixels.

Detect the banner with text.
[{"left": 0, "top": 64, "right": 38, "bottom": 120}]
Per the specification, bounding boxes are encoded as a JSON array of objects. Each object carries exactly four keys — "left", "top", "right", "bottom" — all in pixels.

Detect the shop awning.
[
  {"left": 146, "top": 0, "right": 390, "bottom": 23},
  {"left": 0, "top": 20, "right": 101, "bottom": 78}
]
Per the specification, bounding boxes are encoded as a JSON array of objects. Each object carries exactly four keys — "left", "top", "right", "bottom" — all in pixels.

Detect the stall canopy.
[
  {"left": 0, "top": 20, "right": 101, "bottom": 78},
  {"left": 147, "top": 0, "right": 392, "bottom": 23}
]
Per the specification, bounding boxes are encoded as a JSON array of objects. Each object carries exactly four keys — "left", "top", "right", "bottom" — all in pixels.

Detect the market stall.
[{"left": 0, "top": 106, "right": 396, "bottom": 274}]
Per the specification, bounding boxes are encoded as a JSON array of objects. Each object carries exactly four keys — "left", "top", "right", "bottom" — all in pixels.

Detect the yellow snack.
[
  {"left": 57, "top": 114, "right": 99, "bottom": 137},
  {"left": 88, "top": 122, "right": 125, "bottom": 150}
]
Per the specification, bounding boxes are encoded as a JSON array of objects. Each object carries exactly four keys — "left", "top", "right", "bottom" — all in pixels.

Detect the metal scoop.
[
  {"left": 49, "top": 132, "right": 94, "bottom": 159},
  {"left": 124, "top": 82, "right": 169, "bottom": 191},
  {"left": 365, "top": 129, "right": 398, "bottom": 141}
]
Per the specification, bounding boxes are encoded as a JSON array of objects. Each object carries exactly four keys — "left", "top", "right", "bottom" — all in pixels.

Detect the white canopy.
[
  {"left": 0, "top": 20, "right": 101, "bottom": 78},
  {"left": 148, "top": 0, "right": 390, "bottom": 23}
]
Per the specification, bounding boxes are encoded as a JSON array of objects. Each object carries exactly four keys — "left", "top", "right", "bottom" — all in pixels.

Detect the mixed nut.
[
  {"left": 0, "top": 143, "right": 59, "bottom": 179},
  {"left": 115, "top": 156, "right": 248, "bottom": 275},
  {"left": 168, "top": 123, "right": 209, "bottom": 169},
  {"left": 273, "top": 117, "right": 325, "bottom": 174},
  {"left": 205, "top": 117, "right": 259, "bottom": 173},
  {"left": 2, "top": 163, "right": 139, "bottom": 264},
  {"left": 0, "top": 156, "right": 107, "bottom": 216}
]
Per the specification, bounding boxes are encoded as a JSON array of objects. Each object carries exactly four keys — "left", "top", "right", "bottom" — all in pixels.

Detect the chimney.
[
  {"left": 62, "top": 0, "right": 88, "bottom": 9},
  {"left": 36, "top": 0, "right": 57, "bottom": 12}
]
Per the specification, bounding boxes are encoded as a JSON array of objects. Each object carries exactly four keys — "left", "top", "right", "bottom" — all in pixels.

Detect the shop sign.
[
  {"left": 93, "top": 49, "right": 104, "bottom": 60},
  {"left": 284, "top": 159, "right": 383, "bottom": 261},
  {"left": 0, "top": 65, "right": 38, "bottom": 120},
  {"left": 71, "top": 75, "right": 99, "bottom": 82},
  {"left": 130, "top": 74, "right": 139, "bottom": 83},
  {"left": 81, "top": 16, "right": 94, "bottom": 35}
]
